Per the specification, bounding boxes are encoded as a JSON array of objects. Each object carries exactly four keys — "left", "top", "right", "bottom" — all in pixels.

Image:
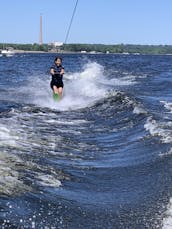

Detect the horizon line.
[{"left": 1, "top": 42, "right": 172, "bottom": 46}]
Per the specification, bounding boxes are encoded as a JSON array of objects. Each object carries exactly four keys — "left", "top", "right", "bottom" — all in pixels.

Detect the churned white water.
[
  {"left": 28, "top": 62, "right": 107, "bottom": 111},
  {"left": 0, "top": 54, "right": 171, "bottom": 228},
  {"left": 12, "top": 61, "right": 140, "bottom": 111},
  {"left": 162, "top": 198, "right": 172, "bottom": 229},
  {"left": 144, "top": 117, "right": 172, "bottom": 144}
]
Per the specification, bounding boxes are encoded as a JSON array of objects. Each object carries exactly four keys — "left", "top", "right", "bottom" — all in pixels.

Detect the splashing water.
[
  {"left": 0, "top": 54, "right": 172, "bottom": 228},
  {"left": 26, "top": 62, "right": 107, "bottom": 110}
]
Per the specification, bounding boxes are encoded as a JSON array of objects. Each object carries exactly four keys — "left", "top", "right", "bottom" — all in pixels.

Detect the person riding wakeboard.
[{"left": 50, "top": 57, "right": 65, "bottom": 101}]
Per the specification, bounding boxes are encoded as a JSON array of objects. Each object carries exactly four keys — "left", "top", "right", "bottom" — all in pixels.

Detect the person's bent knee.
[
  {"left": 53, "top": 86, "right": 58, "bottom": 93},
  {"left": 58, "top": 87, "right": 63, "bottom": 96}
]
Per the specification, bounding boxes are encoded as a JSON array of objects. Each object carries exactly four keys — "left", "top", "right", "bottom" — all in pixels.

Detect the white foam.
[
  {"left": 0, "top": 122, "right": 64, "bottom": 194},
  {"left": 133, "top": 105, "right": 147, "bottom": 115},
  {"left": 24, "top": 62, "right": 106, "bottom": 111},
  {"left": 0, "top": 151, "right": 30, "bottom": 195},
  {"left": 162, "top": 198, "right": 172, "bottom": 229},
  {"left": 15, "top": 61, "right": 142, "bottom": 111},
  {"left": 107, "top": 73, "right": 146, "bottom": 86},
  {"left": 0, "top": 125, "right": 19, "bottom": 147},
  {"left": 66, "top": 62, "right": 104, "bottom": 80},
  {"left": 0, "top": 125, "right": 31, "bottom": 194},
  {"left": 161, "top": 101, "right": 172, "bottom": 113},
  {"left": 107, "top": 77, "right": 136, "bottom": 86},
  {"left": 5, "top": 61, "right": 146, "bottom": 112},
  {"left": 159, "top": 148, "right": 172, "bottom": 157},
  {"left": 45, "top": 119, "right": 89, "bottom": 125},
  {"left": 144, "top": 117, "right": 172, "bottom": 144},
  {"left": 36, "top": 174, "right": 62, "bottom": 187}
]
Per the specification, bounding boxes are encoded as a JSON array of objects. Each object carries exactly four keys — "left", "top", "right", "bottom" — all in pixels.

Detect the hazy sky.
[{"left": 0, "top": 0, "right": 172, "bottom": 44}]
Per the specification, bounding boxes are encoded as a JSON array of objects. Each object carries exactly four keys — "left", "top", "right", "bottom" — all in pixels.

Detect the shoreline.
[
  {"left": 12, "top": 50, "right": 172, "bottom": 55},
  {"left": 2, "top": 43, "right": 172, "bottom": 55}
]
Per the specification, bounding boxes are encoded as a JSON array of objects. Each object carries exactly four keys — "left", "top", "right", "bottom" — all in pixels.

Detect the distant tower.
[{"left": 39, "top": 14, "right": 43, "bottom": 45}]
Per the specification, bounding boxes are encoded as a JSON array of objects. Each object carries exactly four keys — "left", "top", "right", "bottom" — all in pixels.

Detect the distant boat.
[{"left": 1, "top": 48, "right": 15, "bottom": 57}]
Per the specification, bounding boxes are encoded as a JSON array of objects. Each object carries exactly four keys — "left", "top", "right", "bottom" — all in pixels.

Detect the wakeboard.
[{"left": 53, "top": 93, "right": 60, "bottom": 102}]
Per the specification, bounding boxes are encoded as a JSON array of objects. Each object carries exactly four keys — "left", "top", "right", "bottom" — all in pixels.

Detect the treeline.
[
  {"left": 63, "top": 44, "right": 172, "bottom": 54},
  {"left": 1, "top": 43, "right": 172, "bottom": 54},
  {"left": 0, "top": 43, "right": 48, "bottom": 52}
]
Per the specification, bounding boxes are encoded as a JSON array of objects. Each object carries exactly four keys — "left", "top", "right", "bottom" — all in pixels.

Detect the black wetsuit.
[{"left": 50, "top": 64, "right": 64, "bottom": 89}]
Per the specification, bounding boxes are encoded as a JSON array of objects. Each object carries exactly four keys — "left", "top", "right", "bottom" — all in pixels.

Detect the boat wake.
[
  {"left": 5, "top": 61, "right": 142, "bottom": 111},
  {"left": 0, "top": 55, "right": 172, "bottom": 228}
]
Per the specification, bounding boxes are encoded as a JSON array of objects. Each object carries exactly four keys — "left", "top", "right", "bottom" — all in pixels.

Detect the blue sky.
[{"left": 0, "top": 0, "right": 172, "bottom": 45}]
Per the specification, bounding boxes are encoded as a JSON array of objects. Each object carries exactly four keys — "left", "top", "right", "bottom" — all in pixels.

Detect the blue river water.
[{"left": 0, "top": 53, "right": 172, "bottom": 228}]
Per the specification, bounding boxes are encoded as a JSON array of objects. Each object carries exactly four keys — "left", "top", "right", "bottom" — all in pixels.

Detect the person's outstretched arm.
[
  {"left": 60, "top": 68, "right": 65, "bottom": 75},
  {"left": 50, "top": 67, "right": 55, "bottom": 75}
]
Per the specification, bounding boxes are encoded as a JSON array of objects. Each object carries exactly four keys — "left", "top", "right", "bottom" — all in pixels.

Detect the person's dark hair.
[{"left": 54, "top": 57, "right": 62, "bottom": 63}]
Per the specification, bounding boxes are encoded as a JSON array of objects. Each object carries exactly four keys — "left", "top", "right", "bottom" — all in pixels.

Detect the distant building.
[
  {"left": 48, "top": 42, "right": 63, "bottom": 47},
  {"left": 89, "top": 51, "right": 96, "bottom": 54},
  {"left": 54, "top": 41, "right": 63, "bottom": 47},
  {"left": 48, "top": 41, "right": 64, "bottom": 53}
]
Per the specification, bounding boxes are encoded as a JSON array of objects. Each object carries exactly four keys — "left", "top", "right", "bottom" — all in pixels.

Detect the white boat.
[{"left": 1, "top": 49, "right": 15, "bottom": 57}]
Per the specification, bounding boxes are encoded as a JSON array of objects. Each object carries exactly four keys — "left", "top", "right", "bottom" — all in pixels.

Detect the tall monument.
[{"left": 39, "top": 15, "right": 43, "bottom": 45}]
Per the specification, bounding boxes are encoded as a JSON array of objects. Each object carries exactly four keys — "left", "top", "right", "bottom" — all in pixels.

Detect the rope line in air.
[{"left": 64, "top": 0, "right": 79, "bottom": 45}]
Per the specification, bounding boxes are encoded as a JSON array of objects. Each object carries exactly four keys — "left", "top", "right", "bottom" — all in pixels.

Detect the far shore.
[
  {"left": 14, "top": 50, "right": 48, "bottom": 54},
  {"left": 2, "top": 43, "right": 172, "bottom": 55},
  {"left": 12, "top": 50, "right": 172, "bottom": 55},
  {"left": 13, "top": 50, "right": 79, "bottom": 54}
]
